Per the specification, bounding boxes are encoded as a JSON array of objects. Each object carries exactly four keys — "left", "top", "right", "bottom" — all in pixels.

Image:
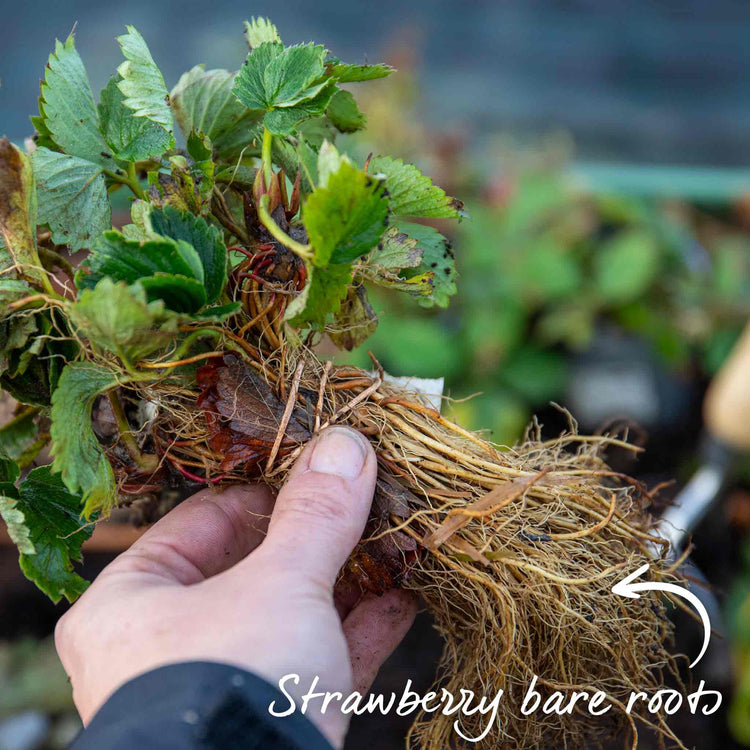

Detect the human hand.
[{"left": 55, "top": 426, "right": 418, "bottom": 748}]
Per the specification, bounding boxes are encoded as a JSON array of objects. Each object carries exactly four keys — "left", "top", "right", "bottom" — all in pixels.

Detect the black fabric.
[{"left": 71, "top": 662, "right": 334, "bottom": 750}]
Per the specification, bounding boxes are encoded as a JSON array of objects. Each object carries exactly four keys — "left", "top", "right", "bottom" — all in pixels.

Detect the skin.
[{"left": 55, "top": 426, "right": 418, "bottom": 748}]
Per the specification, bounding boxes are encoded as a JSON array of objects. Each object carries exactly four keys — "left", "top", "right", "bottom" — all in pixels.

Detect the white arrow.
[{"left": 611, "top": 562, "right": 711, "bottom": 668}]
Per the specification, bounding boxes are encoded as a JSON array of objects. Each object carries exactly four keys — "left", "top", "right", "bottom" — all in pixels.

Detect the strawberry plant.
[{"left": 0, "top": 18, "right": 688, "bottom": 748}]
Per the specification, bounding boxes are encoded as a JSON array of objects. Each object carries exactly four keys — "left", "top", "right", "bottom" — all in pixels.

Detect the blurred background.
[{"left": 1, "top": 1, "right": 749, "bottom": 748}]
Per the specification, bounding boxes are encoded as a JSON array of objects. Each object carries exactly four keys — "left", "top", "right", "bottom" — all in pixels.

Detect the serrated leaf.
[
  {"left": 32, "top": 147, "right": 110, "bottom": 251},
  {"left": 99, "top": 76, "right": 174, "bottom": 162},
  {"left": 69, "top": 279, "right": 182, "bottom": 361},
  {"left": 285, "top": 263, "right": 353, "bottom": 328},
  {"left": 170, "top": 66, "right": 264, "bottom": 161},
  {"left": 325, "top": 89, "right": 366, "bottom": 133},
  {"left": 304, "top": 153, "right": 388, "bottom": 266},
  {"left": 116, "top": 26, "right": 173, "bottom": 131},
  {"left": 77, "top": 231, "right": 204, "bottom": 293},
  {"left": 397, "top": 221, "right": 457, "bottom": 307},
  {"left": 35, "top": 35, "right": 113, "bottom": 167},
  {"left": 1, "top": 466, "right": 93, "bottom": 602},
  {"left": 244, "top": 17, "right": 281, "bottom": 49},
  {"left": 263, "top": 81, "right": 337, "bottom": 136},
  {"left": 369, "top": 156, "right": 464, "bottom": 219},
  {"left": 234, "top": 42, "right": 328, "bottom": 110},
  {"left": 0, "top": 139, "right": 45, "bottom": 288},
  {"left": 330, "top": 284, "right": 377, "bottom": 350},
  {"left": 50, "top": 362, "right": 120, "bottom": 517},
  {"left": 595, "top": 230, "right": 660, "bottom": 303},
  {"left": 149, "top": 207, "right": 227, "bottom": 303},
  {"left": 327, "top": 62, "right": 394, "bottom": 83}
]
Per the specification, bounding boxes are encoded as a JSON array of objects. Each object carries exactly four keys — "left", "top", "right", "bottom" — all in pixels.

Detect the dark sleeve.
[{"left": 71, "top": 662, "right": 334, "bottom": 750}]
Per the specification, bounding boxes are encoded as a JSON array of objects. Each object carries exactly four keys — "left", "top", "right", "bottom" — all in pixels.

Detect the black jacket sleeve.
[{"left": 71, "top": 662, "right": 334, "bottom": 750}]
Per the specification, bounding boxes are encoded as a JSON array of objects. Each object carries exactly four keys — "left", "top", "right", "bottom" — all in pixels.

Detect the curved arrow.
[{"left": 611, "top": 562, "right": 711, "bottom": 668}]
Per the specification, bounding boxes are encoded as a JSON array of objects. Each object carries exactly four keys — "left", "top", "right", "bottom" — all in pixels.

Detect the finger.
[
  {"left": 104, "top": 484, "right": 274, "bottom": 585},
  {"left": 257, "top": 426, "right": 377, "bottom": 590},
  {"left": 343, "top": 589, "right": 418, "bottom": 694},
  {"left": 333, "top": 571, "right": 366, "bottom": 620}
]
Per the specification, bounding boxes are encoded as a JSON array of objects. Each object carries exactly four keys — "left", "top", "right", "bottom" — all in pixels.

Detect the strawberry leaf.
[
  {"left": 325, "top": 89, "right": 366, "bottom": 133},
  {"left": 327, "top": 61, "right": 394, "bottom": 83},
  {"left": 303, "top": 146, "right": 388, "bottom": 266},
  {"left": 50, "top": 362, "right": 120, "bottom": 517},
  {"left": 170, "top": 67, "right": 264, "bottom": 161},
  {"left": 116, "top": 26, "right": 173, "bottom": 132},
  {"left": 34, "top": 34, "right": 113, "bottom": 167},
  {"left": 0, "top": 465, "right": 93, "bottom": 602},
  {"left": 77, "top": 231, "right": 204, "bottom": 292},
  {"left": 285, "top": 263, "right": 353, "bottom": 328},
  {"left": 32, "top": 147, "right": 110, "bottom": 251},
  {"left": 369, "top": 156, "right": 465, "bottom": 219},
  {"left": 244, "top": 17, "right": 282, "bottom": 48},
  {"left": 0, "top": 139, "right": 45, "bottom": 289},
  {"left": 99, "top": 75, "right": 174, "bottom": 162},
  {"left": 69, "top": 279, "right": 183, "bottom": 361}
]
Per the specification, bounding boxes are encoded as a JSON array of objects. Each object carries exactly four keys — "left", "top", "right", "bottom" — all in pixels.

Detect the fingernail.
[{"left": 310, "top": 427, "right": 368, "bottom": 479}]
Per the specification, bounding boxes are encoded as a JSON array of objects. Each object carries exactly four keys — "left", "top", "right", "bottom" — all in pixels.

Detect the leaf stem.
[
  {"left": 262, "top": 127, "right": 274, "bottom": 187},
  {"left": 257, "top": 194, "right": 312, "bottom": 261},
  {"left": 125, "top": 162, "right": 146, "bottom": 199},
  {"left": 107, "top": 391, "right": 159, "bottom": 473}
]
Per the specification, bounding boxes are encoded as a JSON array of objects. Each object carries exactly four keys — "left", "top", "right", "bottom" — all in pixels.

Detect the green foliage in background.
[{"left": 344, "top": 167, "right": 749, "bottom": 443}]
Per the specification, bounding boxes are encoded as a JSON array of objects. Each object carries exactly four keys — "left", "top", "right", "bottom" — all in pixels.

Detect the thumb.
[{"left": 259, "top": 426, "right": 377, "bottom": 589}]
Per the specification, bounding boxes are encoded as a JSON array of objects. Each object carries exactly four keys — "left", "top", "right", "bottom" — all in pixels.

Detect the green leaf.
[
  {"left": 32, "top": 147, "right": 110, "bottom": 251},
  {"left": 369, "top": 156, "right": 464, "bottom": 219},
  {"left": 0, "top": 456, "right": 20, "bottom": 483},
  {"left": 69, "top": 279, "right": 183, "bottom": 361},
  {"left": 285, "top": 263, "right": 353, "bottom": 328},
  {"left": 193, "top": 301, "right": 241, "bottom": 321},
  {"left": 116, "top": 26, "right": 173, "bottom": 131},
  {"left": 303, "top": 153, "right": 388, "bottom": 266},
  {"left": 1, "top": 466, "right": 93, "bottom": 602},
  {"left": 170, "top": 66, "right": 264, "bottom": 161},
  {"left": 185, "top": 131, "right": 215, "bottom": 198},
  {"left": 330, "top": 284, "right": 377, "bottom": 350},
  {"left": 0, "top": 139, "right": 45, "bottom": 288},
  {"left": 98, "top": 76, "right": 174, "bottom": 162},
  {"left": 0, "top": 313, "right": 39, "bottom": 378},
  {"left": 325, "top": 89, "right": 366, "bottom": 133},
  {"left": 138, "top": 273, "right": 207, "bottom": 314},
  {"left": 50, "top": 362, "right": 120, "bottom": 517},
  {"left": 594, "top": 230, "right": 660, "bottom": 303},
  {"left": 294, "top": 138, "right": 319, "bottom": 192},
  {"left": 327, "top": 62, "right": 394, "bottom": 83},
  {"left": 233, "top": 42, "right": 328, "bottom": 110},
  {"left": 0, "top": 407, "right": 43, "bottom": 466},
  {"left": 263, "top": 81, "right": 336, "bottom": 136},
  {"left": 35, "top": 35, "right": 113, "bottom": 167},
  {"left": 77, "top": 231, "right": 204, "bottom": 293},
  {"left": 244, "top": 17, "right": 281, "bottom": 48},
  {"left": 149, "top": 207, "right": 227, "bottom": 303},
  {"left": 396, "top": 222, "right": 457, "bottom": 307}
]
